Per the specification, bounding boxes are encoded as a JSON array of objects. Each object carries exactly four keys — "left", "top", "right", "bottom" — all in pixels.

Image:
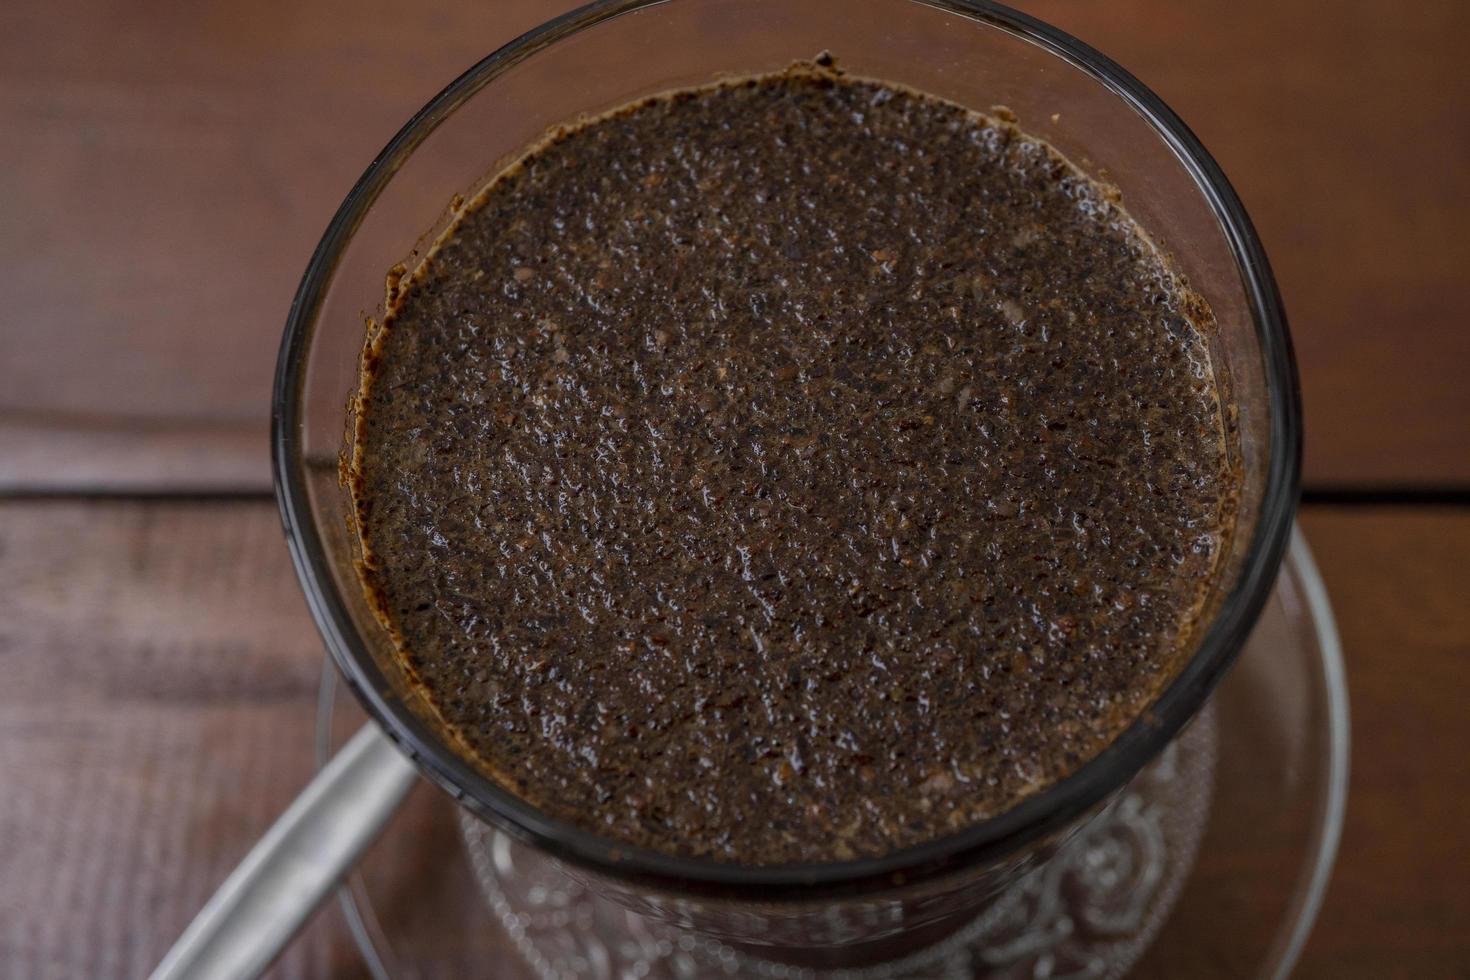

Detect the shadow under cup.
[{"left": 273, "top": 0, "right": 1301, "bottom": 963}]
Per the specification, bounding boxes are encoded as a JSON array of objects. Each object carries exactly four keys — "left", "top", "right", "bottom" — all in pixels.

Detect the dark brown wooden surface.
[
  {"left": 1024, "top": 0, "right": 1470, "bottom": 487},
  {"left": 0, "top": 501, "right": 366, "bottom": 980},
  {"left": 2, "top": 501, "right": 1466, "bottom": 978},
  {"left": 3, "top": 0, "right": 1469, "bottom": 976},
  {"left": 0, "top": 0, "right": 551, "bottom": 493},
  {"left": 1295, "top": 509, "right": 1470, "bottom": 980},
  {"left": 2, "top": 0, "right": 1468, "bottom": 490}
]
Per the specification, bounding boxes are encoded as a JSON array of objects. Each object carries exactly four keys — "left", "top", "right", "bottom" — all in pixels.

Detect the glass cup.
[{"left": 273, "top": 0, "right": 1301, "bottom": 966}]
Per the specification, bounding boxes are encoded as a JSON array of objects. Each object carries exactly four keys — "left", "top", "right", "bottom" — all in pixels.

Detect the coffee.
[{"left": 349, "top": 63, "right": 1237, "bottom": 864}]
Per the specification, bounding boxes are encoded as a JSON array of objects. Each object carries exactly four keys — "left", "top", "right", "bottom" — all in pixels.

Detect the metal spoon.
[{"left": 149, "top": 724, "right": 417, "bottom": 980}]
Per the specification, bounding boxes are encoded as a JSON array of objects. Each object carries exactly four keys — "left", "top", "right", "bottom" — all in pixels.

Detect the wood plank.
[
  {"left": 1131, "top": 508, "right": 1470, "bottom": 978},
  {"left": 1022, "top": 0, "right": 1470, "bottom": 486},
  {"left": 3, "top": 499, "right": 1468, "bottom": 976},
  {"left": 0, "top": 0, "right": 556, "bottom": 494},
  {"left": 0, "top": 416, "right": 267, "bottom": 494},
  {"left": 0, "top": 501, "right": 380, "bottom": 979},
  {"left": 2, "top": 0, "right": 1467, "bottom": 491},
  {"left": 1292, "top": 508, "right": 1470, "bottom": 978}
]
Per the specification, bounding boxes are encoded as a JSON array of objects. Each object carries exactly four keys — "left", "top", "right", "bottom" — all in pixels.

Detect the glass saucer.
[{"left": 315, "top": 527, "right": 1347, "bottom": 979}]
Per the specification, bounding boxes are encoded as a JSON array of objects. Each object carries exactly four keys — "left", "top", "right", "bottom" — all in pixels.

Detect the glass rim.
[{"left": 272, "top": 0, "right": 1302, "bottom": 901}]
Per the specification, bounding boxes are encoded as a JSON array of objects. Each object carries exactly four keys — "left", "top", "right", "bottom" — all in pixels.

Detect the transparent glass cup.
[{"left": 273, "top": 0, "right": 1301, "bottom": 963}]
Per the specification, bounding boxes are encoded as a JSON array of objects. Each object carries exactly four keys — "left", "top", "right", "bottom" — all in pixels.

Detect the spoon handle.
[{"left": 150, "top": 723, "right": 417, "bottom": 980}]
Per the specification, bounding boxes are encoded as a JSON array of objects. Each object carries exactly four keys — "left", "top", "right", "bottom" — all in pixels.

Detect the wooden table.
[{"left": 2, "top": 1, "right": 1467, "bottom": 977}]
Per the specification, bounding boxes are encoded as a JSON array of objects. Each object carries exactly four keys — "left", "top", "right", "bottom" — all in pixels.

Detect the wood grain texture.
[
  {"left": 2, "top": 0, "right": 1467, "bottom": 491},
  {"left": 2, "top": 500, "right": 1467, "bottom": 977},
  {"left": 1021, "top": 0, "right": 1470, "bottom": 486},
  {"left": 1295, "top": 508, "right": 1470, "bottom": 980},
  {"left": 0, "top": 0, "right": 556, "bottom": 493},
  {"left": 0, "top": 501, "right": 376, "bottom": 979}
]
